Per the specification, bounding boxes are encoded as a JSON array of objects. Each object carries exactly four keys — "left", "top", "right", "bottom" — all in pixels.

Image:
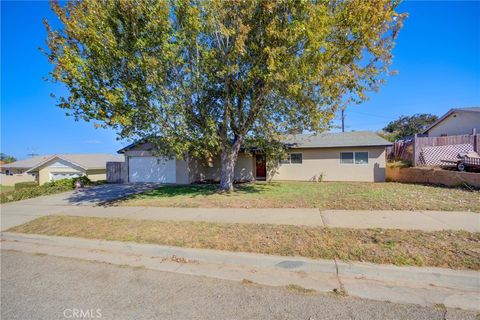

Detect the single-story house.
[
  {"left": 0, "top": 154, "right": 124, "bottom": 185},
  {"left": 0, "top": 155, "right": 51, "bottom": 176},
  {"left": 118, "top": 131, "right": 391, "bottom": 184},
  {"left": 423, "top": 107, "right": 479, "bottom": 137}
]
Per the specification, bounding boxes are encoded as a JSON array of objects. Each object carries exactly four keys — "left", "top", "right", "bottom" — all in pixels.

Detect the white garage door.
[{"left": 128, "top": 156, "right": 176, "bottom": 183}]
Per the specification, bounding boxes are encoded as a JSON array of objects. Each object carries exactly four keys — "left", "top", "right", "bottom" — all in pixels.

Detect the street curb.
[{"left": 2, "top": 232, "right": 479, "bottom": 311}]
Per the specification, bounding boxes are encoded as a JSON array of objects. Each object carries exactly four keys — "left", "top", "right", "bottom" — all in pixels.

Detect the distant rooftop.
[
  {"left": 423, "top": 106, "right": 480, "bottom": 134},
  {"left": 282, "top": 131, "right": 392, "bottom": 149},
  {"left": 1, "top": 154, "right": 124, "bottom": 170},
  {"left": 0, "top": 155, "right": 51, "bottom": 169}
]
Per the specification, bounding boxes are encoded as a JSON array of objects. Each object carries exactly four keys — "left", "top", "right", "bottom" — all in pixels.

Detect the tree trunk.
[{"left": 219, "top": 139, "right": 242, "bottom": 192}]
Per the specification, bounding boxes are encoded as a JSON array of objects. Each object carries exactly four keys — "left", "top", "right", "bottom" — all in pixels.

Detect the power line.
[{"left": 347, "top": 110, "right": 393, "bottom": 120}]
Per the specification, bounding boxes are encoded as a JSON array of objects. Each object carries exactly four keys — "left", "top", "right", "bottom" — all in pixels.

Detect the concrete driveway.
[
  {"left": 3, "top": 183, "right": 160, "bottom": 206},
  {"left": 0, "top": 183, "right": 160, "bottom": 230}
]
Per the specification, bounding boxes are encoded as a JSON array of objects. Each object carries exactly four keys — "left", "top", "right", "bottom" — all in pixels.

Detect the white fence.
[{"left": 0, "top": 173, "right": 36, "bottom": 186}]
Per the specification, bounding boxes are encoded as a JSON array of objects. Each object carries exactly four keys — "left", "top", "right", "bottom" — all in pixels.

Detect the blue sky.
[{"left": 1, "top": 1, "right": 479, "bottom": 160}]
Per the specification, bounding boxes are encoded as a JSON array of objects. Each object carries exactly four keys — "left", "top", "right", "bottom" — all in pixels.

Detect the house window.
[
  {"left": 290, "top": 153, "right": 303, "bottom": 164},
  {"left": 340, "top": 152, "right": 368, "bottom": 164},
  {"left": 340, "top": 152, "right": 354, "bottom": 164},
  {"left": 280, "top": 153, "right": 303, "bottom": 164},
  {"left": 354, "top": 152, "right": 368, "bottom": 164}
]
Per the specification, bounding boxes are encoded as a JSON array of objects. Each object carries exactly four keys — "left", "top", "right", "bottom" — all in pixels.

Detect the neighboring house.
[
  {"left": 1, "top": 154, "right": 124, "bottom": 185},
  {"left": 0, "top": 155, "right": 52, "bottom": 176},
  {"left": 118, "top": 131, "right": 391, "bottom": 184},
  {"left": 423, "top": 107, "right": 480, "bottom": 137}
]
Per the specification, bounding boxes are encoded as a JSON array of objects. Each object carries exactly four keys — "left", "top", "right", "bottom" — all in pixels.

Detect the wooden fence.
[
  {"left": 389, "top": 133, "right": 479, "bottom": 166},
  {"left": 388, "top": 139, "right": 414, "bottom": 163},
  {"left": 413, "top": 134, "right": 479, "bottom": 166},
  {"left": 106, "top": 161, "right": 127, "bottom": 183}
]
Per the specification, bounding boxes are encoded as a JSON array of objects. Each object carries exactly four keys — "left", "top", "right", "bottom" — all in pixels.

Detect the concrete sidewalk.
[
  {"left": 2, "top": 201, "right": 479, "bottom": 231},
  {"left": 2, "top": 232, "right": 479, "bottom": 311}
]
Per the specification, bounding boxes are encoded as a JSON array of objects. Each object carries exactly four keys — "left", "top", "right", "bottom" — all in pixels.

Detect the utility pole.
[{"left": 341, "top": 109, "right": 345, "bottom": 132}]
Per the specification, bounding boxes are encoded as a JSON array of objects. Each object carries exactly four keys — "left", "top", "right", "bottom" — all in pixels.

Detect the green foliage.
[
  {"left": 14, "top": 181, "right": 39, "bottom": 191},
  {"left": 2, "top": 181, "right": 73, "bottom": 204},
  {"left": 73, "top": 175, "right": 92, "bottom": 186},
  {"left": 0, "top": 153, "right": 16, "bottom": 163},
  {"left": 376, "top": 130, "right": 397, "bottom": 142},
  {"left": 383, "top": 113, "right": 438, "bottom": 141},
  {"left": 387, "top": 160, "right": 412, "bottom": 168},
  {"left": 45, "top": 0, "right": 406, "bottom": 189},
  {"left": 1, "top": 177, "right": 95, "bottom": 204}
]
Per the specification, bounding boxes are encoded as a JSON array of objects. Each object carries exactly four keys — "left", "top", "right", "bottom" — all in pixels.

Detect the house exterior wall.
[
  {"left": 36, "top": 159, "right": 85, "bottom": 185},
  {"left": 122, "top": 145, "right": 387, "bottom": 183},
  {"left": 38, "top": 166, "right": 85, "bottom": 185},
  {"left": 269, "top": 147, "right": 386, "bottom": 182},
  {"left": 85, "top": 169, "right": 107, "bottom": 182},
  {"left": 427, "top": 112, "right": 480, "bottom": 137},
  {"left": 191, "top": 153, "right": 255, "bottom": 182}
]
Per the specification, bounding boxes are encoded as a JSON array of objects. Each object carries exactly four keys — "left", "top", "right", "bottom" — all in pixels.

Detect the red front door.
[{"left": 256, "top": 155, "right": 266, "bottom": 179}]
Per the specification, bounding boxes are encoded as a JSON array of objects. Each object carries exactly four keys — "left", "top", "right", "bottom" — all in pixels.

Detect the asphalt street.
[{"left": 1, "top": 250, "right": 477, "bottom": 320}]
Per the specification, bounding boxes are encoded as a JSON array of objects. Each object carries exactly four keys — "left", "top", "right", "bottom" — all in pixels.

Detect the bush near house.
[
  {"left": 1, "top": 176, "right": 98, "bottom": 204},
  {"left": 14, "top": 181, "right": 39, "bottom": 191}
]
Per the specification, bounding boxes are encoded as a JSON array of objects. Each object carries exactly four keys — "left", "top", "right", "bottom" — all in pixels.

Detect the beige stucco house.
[
  {"left": 1, "top": 154, "right": 124, "bottom": 185},
  {"left": 423, "top": 107, "right": 479, "bottom": 137},
  {"left": 118, "top": 131, "right": 391, "bottom": 184}
]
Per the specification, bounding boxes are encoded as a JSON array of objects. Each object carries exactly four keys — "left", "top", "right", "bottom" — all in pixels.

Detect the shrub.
[
  {"left": 387, "top": 160, "right": 412, "bottom": 168},
  {"left": 1, "top": 176, "right": 95, "bottom": 204},
  {"left": 73, "top": 175, "right": 91, "bottom": 186},
  {"left": 1, "top": 183, "right": 73, "bottom": 203},
  {"left": 14, "top": 181, "right": 39, "bottom": 191}
]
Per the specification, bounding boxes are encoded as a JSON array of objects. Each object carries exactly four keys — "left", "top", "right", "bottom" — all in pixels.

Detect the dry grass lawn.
[
  {"left": 9, "top": 215, "right": 480, "bottom": 270},
  {"left": 117, "top": 181, "right": 480, "bottom": 212}
]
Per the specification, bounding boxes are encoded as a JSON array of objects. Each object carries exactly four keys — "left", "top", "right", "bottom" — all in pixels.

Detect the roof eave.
[
  {"left": 26, "top": 156, "right": 88, "bottom": 173},
  {"left": 287, "top": 143, "right": 392, "bottom": 149}
]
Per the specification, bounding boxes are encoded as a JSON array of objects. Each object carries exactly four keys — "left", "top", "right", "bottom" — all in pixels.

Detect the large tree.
[
  {"left": 383, "top": 113, "right": 438, "bottom": 141},
  {"left": 45, "top": 0, "right": 405, "bottom": 191}
]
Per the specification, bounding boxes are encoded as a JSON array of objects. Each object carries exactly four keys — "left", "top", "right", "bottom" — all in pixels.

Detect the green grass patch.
[
  {"left": 116, "top": 181, "right": 480, "bottom": 212},
  {"left": 9, "top": 215, "right": 480, "bottom": 270}
]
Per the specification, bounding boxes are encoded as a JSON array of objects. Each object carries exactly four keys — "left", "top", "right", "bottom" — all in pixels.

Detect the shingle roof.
[
  {"left": 54, "top": 154, "right": 124, "bottom": 170},
  {"left": 423, "top": 107, "right": 480, "bottom": 134},
  {"left": 0, "top": 155, "right": 52, "bottom": 169},
  {"left": 2, "top": 154, "right": 124, "bottom": 171},
  {"left": 282, "top": 131, "right": 392, "bottom": 149},
  {"left": 118, "top": 131, "right": 391, "bottom": 153}
]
